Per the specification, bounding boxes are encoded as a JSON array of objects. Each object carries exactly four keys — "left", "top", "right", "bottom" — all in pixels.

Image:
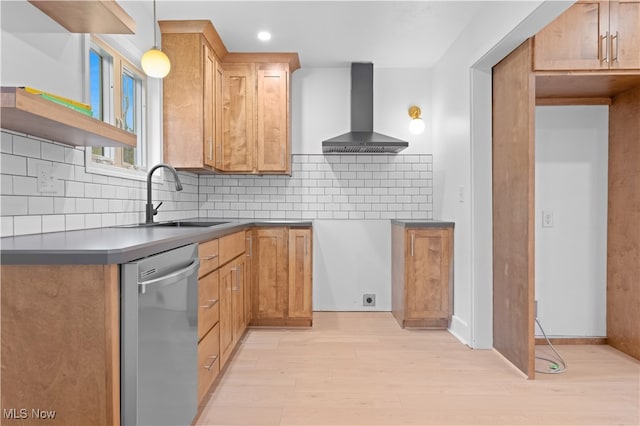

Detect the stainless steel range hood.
[{"left": 323, "top": 63, "right": 408, "bottom": 154}]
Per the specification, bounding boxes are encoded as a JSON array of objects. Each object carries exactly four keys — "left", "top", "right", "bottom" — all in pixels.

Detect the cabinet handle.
[
  {"left": 217, "top": 143, "right": 222, "bottom": 166},
  {"left": 203, "top": 254, "right": 218, "bottom": 260},
  {"left": 232, "top": 266, "right": 240, "bottom": 291},
  {"left": 600, "top": 32, "right": 609, "bottom": 64},
  {"left": 411, "top": 233, "right": 415, "bottom": 257},
  {"left": 201, "top": 299, "right": 218, "bottom": 309},
  {"left": 247, "top": 236, "right": 252, "bottom": 257},
  {"left": 208, "top": 137, "right": 213, "bottom": 161},
  {"left": 281, "top": 151, "right": 285, "bottom": 167},
  {"left": 304, "top": 234, "right": 308, "bottom": 256},
  {"left": 203, "top": 355, "right": 218, "bottom": 370},
  {"left": 610, "top": 31, "right": 618, "bottom": 63}
]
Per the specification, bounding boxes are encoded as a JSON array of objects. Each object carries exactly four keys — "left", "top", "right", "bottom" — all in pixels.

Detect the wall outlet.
[
  {"left": 37, "top": 164, "right": 57, "bottom": 193},
  {"left": 542, "top": 210, "right": 554, "bottom": 228},
  {"left": 363, "top": 294, "right": 376, "bottom": 307}
]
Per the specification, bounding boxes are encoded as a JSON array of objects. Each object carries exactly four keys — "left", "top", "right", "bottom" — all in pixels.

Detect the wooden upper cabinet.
[
  {"left": 203, "top": 45, "right": 216, "bottom": 168},
  {"left": 534, "top": 1, "right": 640, "bottom": 71},
  {"left": 219, "top": 63, "right": 256, "bottom": 172},
  {"left": 161, "top": 28, "right": 219, "bottom": 171},
  {"left": 160, "top": 20, "right": 298, "bottom": 174},
  {"left": 257, "top": 64, "right": 290, "bottom": 173},
  {"left": 610, "top": 1, "right": 640, "bottom": 69}
]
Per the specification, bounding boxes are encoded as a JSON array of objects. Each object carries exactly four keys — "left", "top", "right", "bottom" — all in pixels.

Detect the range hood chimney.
[{"left": 322, "top": 62, "right": 408, "bottom": 154}]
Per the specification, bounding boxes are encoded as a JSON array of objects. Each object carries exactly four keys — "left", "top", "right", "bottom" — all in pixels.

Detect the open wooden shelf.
[
  {"left": 1, "top": 87, "right": 136, "bottom": 148},
  {"left": 27, "top": 0, "right": 135, "bottom": 34}
]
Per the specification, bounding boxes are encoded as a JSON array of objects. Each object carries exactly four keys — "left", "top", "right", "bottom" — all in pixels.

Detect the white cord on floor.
[{"left": 535, "top": 317, "right": 567, "bottom": 374}]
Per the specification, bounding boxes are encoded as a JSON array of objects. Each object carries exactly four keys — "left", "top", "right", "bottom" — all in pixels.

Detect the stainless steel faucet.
[{"left": 146, "top": 163, "right": 183, "bottom": 224}]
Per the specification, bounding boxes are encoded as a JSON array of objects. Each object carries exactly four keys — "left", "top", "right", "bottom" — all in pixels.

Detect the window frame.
[{"left": 85, "top": 36, "right": 150, "bottom": 181}]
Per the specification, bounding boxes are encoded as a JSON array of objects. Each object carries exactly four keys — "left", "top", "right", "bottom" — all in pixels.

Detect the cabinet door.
[
  {"left": 203, "top": 44, "right": 216, "bottom": 168},
  {"left": 256, "top": 65, "right": 289, "bottom": 173},
  {"left": 214, "top": 60, "right": 224, "bottom": 169},
  {"left": 288, "top": 228, "right": 312, "bottom": 319},
  {"left": 219, "top": 262, "right": 234, "bottom": 366},
  {"left": 198, "top": 270, "right": 219, "bottom": 341},
  {"left": 232, "top": 256, "right": 246, "bottom": 343},
  {"left": 252, "top": 228, "right": 288, "bottom": 320},
  {"left": 610, "top": 0, "right": 640, "bottom": 69},
  {"left": 405, "top": 228, "right": 452, "bottom": 321},
  {"left": 162, "top": 33, "right": 207, "bottom": 168},
  {"left": 534, "top": 1, "right": 608, "bottom": 70},
  {"left": 221, "top": 63, "right": 255, "bottom": 172},
  {"left": 245, "top": 232, "right": 254, "bottom": 325}
]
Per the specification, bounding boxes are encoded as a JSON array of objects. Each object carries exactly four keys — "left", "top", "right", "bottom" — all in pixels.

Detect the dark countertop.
[
  {"left": 0, "top": 219, "right": 312, "bottom": 265},
  {"left": 391, "top": 220, "right": 455, "bottom": 228}
]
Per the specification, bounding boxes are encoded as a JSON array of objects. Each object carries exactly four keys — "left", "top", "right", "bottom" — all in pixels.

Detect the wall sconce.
[
  {"left": 141, "top": 0, "right": 171, "bottom": 78},
  {"left": 408, "top": 106, "right": 425, "bottom": 135}
]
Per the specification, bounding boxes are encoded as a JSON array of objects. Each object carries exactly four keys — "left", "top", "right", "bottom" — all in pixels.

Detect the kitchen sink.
[
  {"left": 153, "top": 221, "right": 230, "bottom": 227},
  {"left": 116, "top": 221, "right": 230, "bottom": 228}
]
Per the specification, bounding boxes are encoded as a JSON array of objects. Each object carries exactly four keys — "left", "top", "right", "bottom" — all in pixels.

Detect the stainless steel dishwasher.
[{"left": 121, "top": 243, "right": 199, "bottom": 426}]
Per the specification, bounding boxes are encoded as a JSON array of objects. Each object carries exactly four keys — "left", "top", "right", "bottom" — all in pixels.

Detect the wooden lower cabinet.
[
  {"left": 288, "top": 229, "right": 313, "bottom": 319},
  {"left": 250, "top": 227, "right": 313, "bottom": 327},
  {"left": 218, "top": 254, "right": 246, "bottom": 368},
  {"left": 197, "top": 323, "right": 220, "bottom": 403},
  {"left": 1, "top": 265, "right": 120, "bottom": 426},
  {"left": 197, "top": 230, "right": 246, "bottom": 403},
  {"left": 392, "top": 224, "right": 454, "bottom": 329}
]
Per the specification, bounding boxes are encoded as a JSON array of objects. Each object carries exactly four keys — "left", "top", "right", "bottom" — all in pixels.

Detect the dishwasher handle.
[{"left": 139, "top": 259, "right": 200, "bottom": 294}]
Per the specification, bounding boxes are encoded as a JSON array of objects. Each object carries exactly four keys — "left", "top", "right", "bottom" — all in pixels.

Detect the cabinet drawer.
[
  {"left": 219, "top": 231, "right": 245, "bottom": 265},
  {"left": 198, "top": 270, "right": 220, "bottom": 340},
  {"left": 197, "top": 323, "right": 220, "bottom": 404},
  {"left": 198, "top": 238, "right": 220, "bottom": 277}
]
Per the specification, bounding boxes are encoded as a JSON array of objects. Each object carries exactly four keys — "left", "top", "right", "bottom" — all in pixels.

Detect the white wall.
[
  {"left": 288, "top": 66, "right": 434, "bottom": 310},
  {"left": 535, "top": 106, "right": 608, "bottom": 337},
  {"left": 0, "top": 1, "right": 192, "bottom": 237},
  {"left": 431, "top": 0, "right": 573, "bottom": 347},
  {"left": 313, "top": 220, "right": 391, "bottom": 311},
  {"left": 291, "top": 67, "right": 433, "bottom": 155}
]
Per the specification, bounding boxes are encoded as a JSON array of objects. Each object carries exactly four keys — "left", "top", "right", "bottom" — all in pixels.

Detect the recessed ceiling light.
[{"left": 257, "top": 31, "right": 271, "bottom": 41}]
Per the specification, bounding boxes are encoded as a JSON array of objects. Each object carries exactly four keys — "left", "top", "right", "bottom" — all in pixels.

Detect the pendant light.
[{"left": 141, "top": 0, "right": 171, "bottom": 78}]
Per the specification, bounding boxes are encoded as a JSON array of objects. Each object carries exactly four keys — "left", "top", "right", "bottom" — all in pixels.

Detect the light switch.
[{"left": 542, "top": 210, "right": 554, "bottom": 228}]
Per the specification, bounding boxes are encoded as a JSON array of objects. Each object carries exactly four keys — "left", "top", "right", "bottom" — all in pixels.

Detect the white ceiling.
[{"left": 152, "top": 1, "right": 488, "bottom": 68}]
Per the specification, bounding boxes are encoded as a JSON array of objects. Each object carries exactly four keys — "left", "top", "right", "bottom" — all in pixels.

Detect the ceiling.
[{"left": 151, "top": 1, "right": 487, "bottom": 68}]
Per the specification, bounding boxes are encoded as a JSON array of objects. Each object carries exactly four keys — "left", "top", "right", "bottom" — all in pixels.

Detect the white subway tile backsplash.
[
  {"left": 14, "top": 215, "right": 42, "bottom": 235},
  {"left": 1, "top": 153, "right": 27, "bottom": 176},
  {"left": 54, "top": 197, "right": 75, "bottom": 214},
  {"left": 1, "top": 216, "right": 14, "bottom": 236},
  {"left": 65, "top": 214, "right": 85, "bottom": 231},
  {"left": 1, "top": 130, "right": 434, "bottom": 236},
  {"left": 41, "top": 142, "right": 65, "bottom": 162},
  {"left": 65, "top": 180, "right": 85, "bottom": 197},
  {"left": 42, "top": 215, "right": 65, "bottom": 233},
  {"left": 28, "top": 197, "right": 54, "bottom": 214},
  {"left": 1, "top": 176, "right": 13, "bottom": 195},
  {"left": 2, "top": 196, "right": 28, "bottom": 215},
  {"left": 13, "top": 176, "right": 39, "bottom": 196},
  {"left": 12, "top": 134, "right": 41, "bottom": 158}
]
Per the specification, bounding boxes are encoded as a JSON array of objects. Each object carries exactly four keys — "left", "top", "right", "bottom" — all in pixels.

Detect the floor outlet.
[{"left": 363, "top": 294, "right": 376, "bottom": 307}]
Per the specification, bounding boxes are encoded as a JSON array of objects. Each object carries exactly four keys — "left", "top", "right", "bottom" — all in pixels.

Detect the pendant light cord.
[{"left": 152, "top": 0, "right": 158, "bottom": 48}]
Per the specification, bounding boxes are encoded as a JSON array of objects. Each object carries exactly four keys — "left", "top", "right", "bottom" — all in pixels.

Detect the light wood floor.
[{"left": 196, "top": 312, "right": 640, "bottom": 425}]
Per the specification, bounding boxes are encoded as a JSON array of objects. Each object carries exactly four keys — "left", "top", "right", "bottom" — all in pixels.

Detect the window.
[{"left": 86, "top": 36, "right": 147, "bottom": 175}]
